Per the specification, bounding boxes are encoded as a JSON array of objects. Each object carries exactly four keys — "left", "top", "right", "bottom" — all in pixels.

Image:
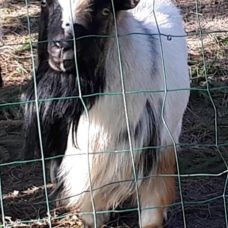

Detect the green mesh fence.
[{"left": 0, "top": 0, "right": 228, "bottom": 227}]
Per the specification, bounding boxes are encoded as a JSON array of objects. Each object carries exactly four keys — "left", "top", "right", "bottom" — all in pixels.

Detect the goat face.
[{"left": 44, "top": 0, "right": 140, "bottom": 72}]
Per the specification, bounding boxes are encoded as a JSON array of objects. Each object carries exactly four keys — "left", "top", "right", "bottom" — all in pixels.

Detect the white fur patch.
[{"left": 57, "top": 0, "right": 79, "bottom": 33}]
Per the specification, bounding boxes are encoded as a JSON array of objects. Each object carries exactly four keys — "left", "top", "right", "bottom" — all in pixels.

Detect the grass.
[{"left": 0, "top": 0, "right": 228, "bottom": 227}]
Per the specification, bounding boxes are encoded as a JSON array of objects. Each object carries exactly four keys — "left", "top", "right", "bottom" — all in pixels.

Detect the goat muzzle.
[{"left": 48, "top": 37, "right": 75, "bottom": 72}]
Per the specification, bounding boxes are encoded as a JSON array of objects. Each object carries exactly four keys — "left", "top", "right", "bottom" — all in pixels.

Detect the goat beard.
[
  {"left": 21, "top": 60, "right": 105, "bottom": 164},
  {"left": 21, "top": 62, "right": 79, "bottom": 164}
]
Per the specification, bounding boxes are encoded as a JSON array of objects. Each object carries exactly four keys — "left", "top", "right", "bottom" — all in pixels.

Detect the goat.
[{"left": 21, "top": 0, "right": 190, "bottom": 227}]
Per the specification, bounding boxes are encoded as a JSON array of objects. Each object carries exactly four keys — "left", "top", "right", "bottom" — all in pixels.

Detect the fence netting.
[{"left": 0, "top": 0, "right": 228, "bottom": 227}]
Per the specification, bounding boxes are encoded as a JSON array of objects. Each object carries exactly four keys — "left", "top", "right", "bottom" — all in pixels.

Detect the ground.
[{"left": 0, "top": 0, "right": 228, "bottom": 227}]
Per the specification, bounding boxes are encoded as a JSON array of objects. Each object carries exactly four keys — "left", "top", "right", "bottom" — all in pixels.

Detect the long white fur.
[{"left": 53, "top": 0, "right": 190, "bottom": 226}]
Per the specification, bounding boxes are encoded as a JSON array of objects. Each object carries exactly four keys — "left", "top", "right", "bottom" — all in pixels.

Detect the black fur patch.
[
  {"left": 116, "top": 99, "right": 161, "bottom": 178},
  {"left": 140, "top": 100, "right": 161, "bottom": 177},
  {"left": 22, "top": 59, "right": 105, "bottom": 164},
  {"left": 138, "top": 20, "right": 159, "bottom": 76}
]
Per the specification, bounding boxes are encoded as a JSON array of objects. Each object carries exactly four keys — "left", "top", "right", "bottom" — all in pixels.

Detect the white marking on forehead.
[{"left": 57, "top": 0, "right": 79, "bottom": 32}]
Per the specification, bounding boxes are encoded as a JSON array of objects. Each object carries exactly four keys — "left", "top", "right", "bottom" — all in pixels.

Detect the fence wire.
[{"left": 0, "top": 0, "right": 228, "bottom": 228}]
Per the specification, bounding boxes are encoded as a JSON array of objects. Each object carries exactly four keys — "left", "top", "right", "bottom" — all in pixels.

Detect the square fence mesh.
[{"left": 0, "top": 0, "right": 228, "bottom": 227}]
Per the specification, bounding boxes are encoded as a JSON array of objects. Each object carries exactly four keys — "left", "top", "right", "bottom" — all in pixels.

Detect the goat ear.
[{"left": 114, "top": 0, "right": 140, "bottom": 10}]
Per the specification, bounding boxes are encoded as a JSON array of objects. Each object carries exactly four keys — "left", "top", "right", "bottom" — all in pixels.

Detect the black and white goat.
[{"left": 22, "top": 0, "right": 190, "bottom": 227}]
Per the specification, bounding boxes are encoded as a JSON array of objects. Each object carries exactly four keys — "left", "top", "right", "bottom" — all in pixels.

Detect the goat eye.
[
  {"left": 41, "top": 0, "right": 47, "bottom": 7},
  {"left": 101, "top": 8, "right": 111, "bottom": 16}
]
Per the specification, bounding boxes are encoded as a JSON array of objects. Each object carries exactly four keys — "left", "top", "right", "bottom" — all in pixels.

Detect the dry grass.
[
  {"left": 0, "top": 0, "right": 228, "bottom": 227},
  {"left": 0, "top": 0, "right": 39, "bottom": 86}
]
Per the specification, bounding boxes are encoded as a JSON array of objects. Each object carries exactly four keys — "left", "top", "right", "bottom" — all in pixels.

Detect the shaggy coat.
[{"left": 22, "top": 0, "right": 190, "bottom": 227}]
